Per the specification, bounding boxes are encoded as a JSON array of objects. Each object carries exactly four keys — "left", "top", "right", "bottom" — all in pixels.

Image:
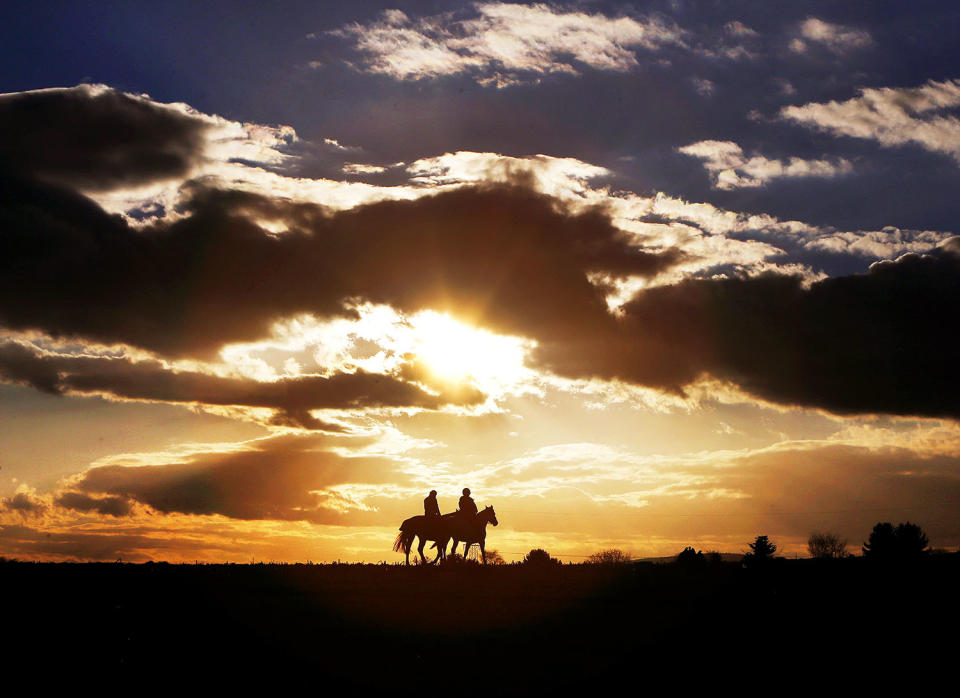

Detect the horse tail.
[{"left": 393, "top": 532, "right": 407, "bottom": 553}]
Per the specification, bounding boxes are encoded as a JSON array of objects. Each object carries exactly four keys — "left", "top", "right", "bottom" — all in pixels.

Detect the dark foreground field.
[{"left": 5, "top": 556, "right": 957, "bottom": 693}]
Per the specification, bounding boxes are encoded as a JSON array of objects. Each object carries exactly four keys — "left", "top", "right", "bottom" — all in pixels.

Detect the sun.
[{"left": 410, "top": 311, "right": 530, "bottom": 388}]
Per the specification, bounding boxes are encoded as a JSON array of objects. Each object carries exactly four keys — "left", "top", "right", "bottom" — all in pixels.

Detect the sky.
[{"left": 1, "top": 0, "right": 959, "bottom": 562}]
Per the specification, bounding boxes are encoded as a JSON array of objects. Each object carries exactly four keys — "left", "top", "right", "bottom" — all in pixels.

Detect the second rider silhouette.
[{"left": 458, "top": 487, "right": 477, "bottom": 518}]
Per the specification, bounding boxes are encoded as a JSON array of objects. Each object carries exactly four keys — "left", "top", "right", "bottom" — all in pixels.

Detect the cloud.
[
  {"left": 55, "top": 491, "right": 132, "bottom": 517},
  {"left": 342, "top": 163, "right": 388, "bottom": 175},
  {"left": 691, "top": 78, "right": 715, "bottom": 97},
  {"left": 791, "top": 17, "right": 873, "bottom": 54},
  {"left": 57, "top": 434, "right": 416, "bottom": 524},
  {"left": 0, "top": 84, "right": 211, "bottom": 191},
  {"left": 0, "top": 342, "right": 483, "bottom": 428},
  {"left": 0, "top": 85, "right": 419, "bottom": 226},
  {"left": 781, "top": 78, "right": 960, "bottom": 162},
  {"left": 535, "top": 238, "right": 960, "bottom": 419},
  {"left": 329, "top": 3, "right": 685, "bottom": 85},
  {"left": 2, "top": 83, "right": 956, "bottom": 422},
  {"left": 0, "top": 173, "right": 683, "bottom": 358},
  {"left": 405, "top": 151, "right": 610, "bottom": 198},
  {"left": 803, "top": 228, "right": 951, "bottom": 259},
  {"left": 724, "top": 21, "right": 757, "bottom": 38},
  {"left": 678, "top": 140, "right": 853, "bottom": 189},
  {"left": 1, "top": 489, "right": 47, "bottom": 517}
]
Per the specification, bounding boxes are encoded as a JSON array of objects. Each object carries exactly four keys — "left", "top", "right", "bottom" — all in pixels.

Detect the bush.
[
  {"left": 808, "top": 532, "right": 848, "bottom": 559},
  {"left": 522, "top": 548, "right": 560, "bottom": 567},
  {"left": 587, "top": 549, "right": 631, "bottom": 564},
  {"left": 481, "top": 549, "right": 506, "bottom": 565},
  {"left": 465, "top": 547, "right": 505, "bottom": 564}
]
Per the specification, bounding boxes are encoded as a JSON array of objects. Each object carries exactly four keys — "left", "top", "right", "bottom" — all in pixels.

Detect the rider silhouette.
[
  {"left": 424, "top": 490, "right": 441, "bottom": 518},
  {"left": 458, "top": 487, "right": 478, "bottom": 518}
]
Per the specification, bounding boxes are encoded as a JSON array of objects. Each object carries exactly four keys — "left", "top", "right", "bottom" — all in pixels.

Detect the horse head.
[{"left": 483, "top": 505, "right": 498, "bottom": 527}]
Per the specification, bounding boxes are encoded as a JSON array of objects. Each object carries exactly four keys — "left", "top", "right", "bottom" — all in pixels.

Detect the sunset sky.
[{"left": 2, "top": 1, "right": 959, "bottom": 562}]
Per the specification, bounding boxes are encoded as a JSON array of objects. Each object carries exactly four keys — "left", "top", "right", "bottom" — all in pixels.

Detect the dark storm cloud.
[
  {"left": 3, "top": 76, "right": 958, "bottom": 421},
  {"left": 538, "top": 238, "right": 960, "bottom": 418},
  {"left": 1, "top": 491, "right": 47, "bottom": 517},
  {"left": 0, "top": 85, "right": 209, "bottom": 190},
  {"left": 55, "top": 491, "right": 132, "bottom": 517},
  {"left": 4, "top": 166, "right": 960, "bottom": 418},
  {"left": 61, "top": 435, "right": 409, "bottom": 524},
  {"left": 0, "top": 173, "right": 684, "bottom": 357},
  {"left": 0, "top": 342, "right": 481, "bottom": 428}
]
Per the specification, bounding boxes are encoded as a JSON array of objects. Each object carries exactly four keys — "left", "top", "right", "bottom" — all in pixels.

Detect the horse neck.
[{"left": 460, "top": 511, "right": 485, "bottom": 530}]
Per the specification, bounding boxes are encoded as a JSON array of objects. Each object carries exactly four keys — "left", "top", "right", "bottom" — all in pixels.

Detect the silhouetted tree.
[
  {"left": 750, "top": 535, "right": 777, "bottom": 558},
  {"left": 522, "top": 548, "right": 560, "bottom": 567},
  {"left": 863, "top": 522, "right": 929, "bottom": 561},
  {"left": 808, "top": 531, "right": 848, "bottom": 559},
  {"left": 862, "top": 522, "right": 897, "bottom": 558},
  {"left": 744, "top": 535, "right": 777, "bottom": 565},
  {"left": 894, "top": 522, "right": 929, "bottom": 559},
  {"left": 587, "top": 549, "right": 631, "bottom": 564},
  {"left": 675, "top": 546, "right": 705, "bottom": 568},
  {"left": 485, "top": 549, "right": 506, "bottom": 565}
]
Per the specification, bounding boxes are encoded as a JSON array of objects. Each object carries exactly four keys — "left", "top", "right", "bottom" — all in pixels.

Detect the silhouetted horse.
[
  {"left": 447, "top": 505, "right": 499, "bottom": 564},
  {"left": 393, "top": 514, "right": 451, "bottom": 565}
]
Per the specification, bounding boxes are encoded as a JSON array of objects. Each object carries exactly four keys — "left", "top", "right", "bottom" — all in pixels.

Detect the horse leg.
[
  {"left": 417, "top": 536, "right": 428, "bottom": 564},
  {"left": 433, "top": 538, "right": 445, "bottom": 564},
  {"left": 479, "top": 539, "right": 486, "bottom": 565}
]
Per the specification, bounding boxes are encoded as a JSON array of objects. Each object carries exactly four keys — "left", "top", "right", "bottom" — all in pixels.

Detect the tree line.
[{"left": 485, "top": 520, "right": 940, "bottom": 568}]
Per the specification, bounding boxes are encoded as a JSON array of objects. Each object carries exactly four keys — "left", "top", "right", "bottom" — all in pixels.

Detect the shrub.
[
  {"left": 808, "top": 532, "right": 848, "bottom": 559},
  {"left": 587, "top": 549, "right": 631, "bottom": 564},
  {"left": 522, "top": 548, "right": 560, "bottom": 567},
  {"left": 482, "top": 549, "right": 506, "bottom": 565}
]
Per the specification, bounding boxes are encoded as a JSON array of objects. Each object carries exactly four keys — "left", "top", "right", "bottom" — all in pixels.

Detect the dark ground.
[{"left": 4, "top": 555, "right": 957, "bottom": 693}]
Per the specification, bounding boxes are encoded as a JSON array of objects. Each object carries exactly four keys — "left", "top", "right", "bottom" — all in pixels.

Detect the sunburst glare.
[{"left": 409, "top": 311, "right": 532, "bottom": 390}]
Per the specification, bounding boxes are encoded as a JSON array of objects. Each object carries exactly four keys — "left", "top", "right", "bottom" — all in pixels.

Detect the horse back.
[{"left": 399, "top": 515, "right": 424, "bottom": 531}]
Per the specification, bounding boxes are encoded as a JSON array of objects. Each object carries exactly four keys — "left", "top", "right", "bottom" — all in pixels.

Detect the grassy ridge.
[{"left": 4, "top": 556, "right": 957, "bottom": 692}]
